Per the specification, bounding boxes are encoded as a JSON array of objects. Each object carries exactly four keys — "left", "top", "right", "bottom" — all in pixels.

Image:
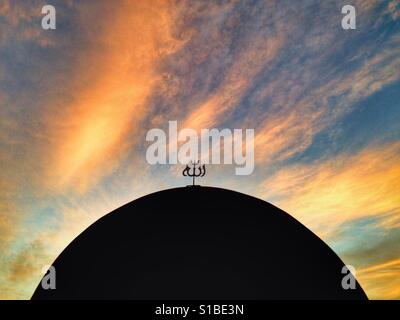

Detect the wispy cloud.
[
  {"left": 358, "top": 259, "right": 400, "bottom": 299},
  {"left": 260, "top": 142, "right": 400, "bottom": 234}
]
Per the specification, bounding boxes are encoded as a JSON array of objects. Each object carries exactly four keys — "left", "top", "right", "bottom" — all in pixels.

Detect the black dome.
[{"left": 32, "top": 186, "right": 367, "bottom": 300}]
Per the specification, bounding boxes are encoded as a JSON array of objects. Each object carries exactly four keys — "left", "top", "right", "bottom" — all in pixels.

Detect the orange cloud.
[
  {"left": 357, "top": 258, "right": 400, "bottom": 299},
  {"left": 43, "top": 1, "right": 183, "bottom": 193},
  {"left": 260, "top": 142, "right": 400, "bottom": 235}
]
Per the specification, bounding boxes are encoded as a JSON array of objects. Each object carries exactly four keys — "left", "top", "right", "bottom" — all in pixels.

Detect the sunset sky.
[{"left": 0, "top": 0, "right": 399, "bottom": 299}]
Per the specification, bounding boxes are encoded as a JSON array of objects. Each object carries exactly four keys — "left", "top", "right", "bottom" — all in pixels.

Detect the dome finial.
[{"left": 182, "top": 160, "right": 206, "bottom": 186}]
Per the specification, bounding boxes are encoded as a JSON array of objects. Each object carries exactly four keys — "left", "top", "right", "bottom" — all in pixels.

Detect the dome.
[{"left": 32, "top": 186, "right": 367, "bottom": 299}]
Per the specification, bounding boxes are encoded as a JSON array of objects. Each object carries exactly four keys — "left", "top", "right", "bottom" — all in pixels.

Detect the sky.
[{"left": 0, "top": 0, "right": 399, "bottom": 299}]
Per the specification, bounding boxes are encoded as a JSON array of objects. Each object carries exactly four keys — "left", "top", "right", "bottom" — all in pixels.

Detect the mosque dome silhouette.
[{"left": 32, "top": 186, "right": 367, "bottom": 300}]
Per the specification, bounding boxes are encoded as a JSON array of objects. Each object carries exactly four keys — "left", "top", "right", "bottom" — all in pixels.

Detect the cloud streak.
[
  {"left": 260, "top": 142, "right": 400, "bottom": 233},
  {"left": 40, "top": 1, "right": 184, "bottom": 193}
]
